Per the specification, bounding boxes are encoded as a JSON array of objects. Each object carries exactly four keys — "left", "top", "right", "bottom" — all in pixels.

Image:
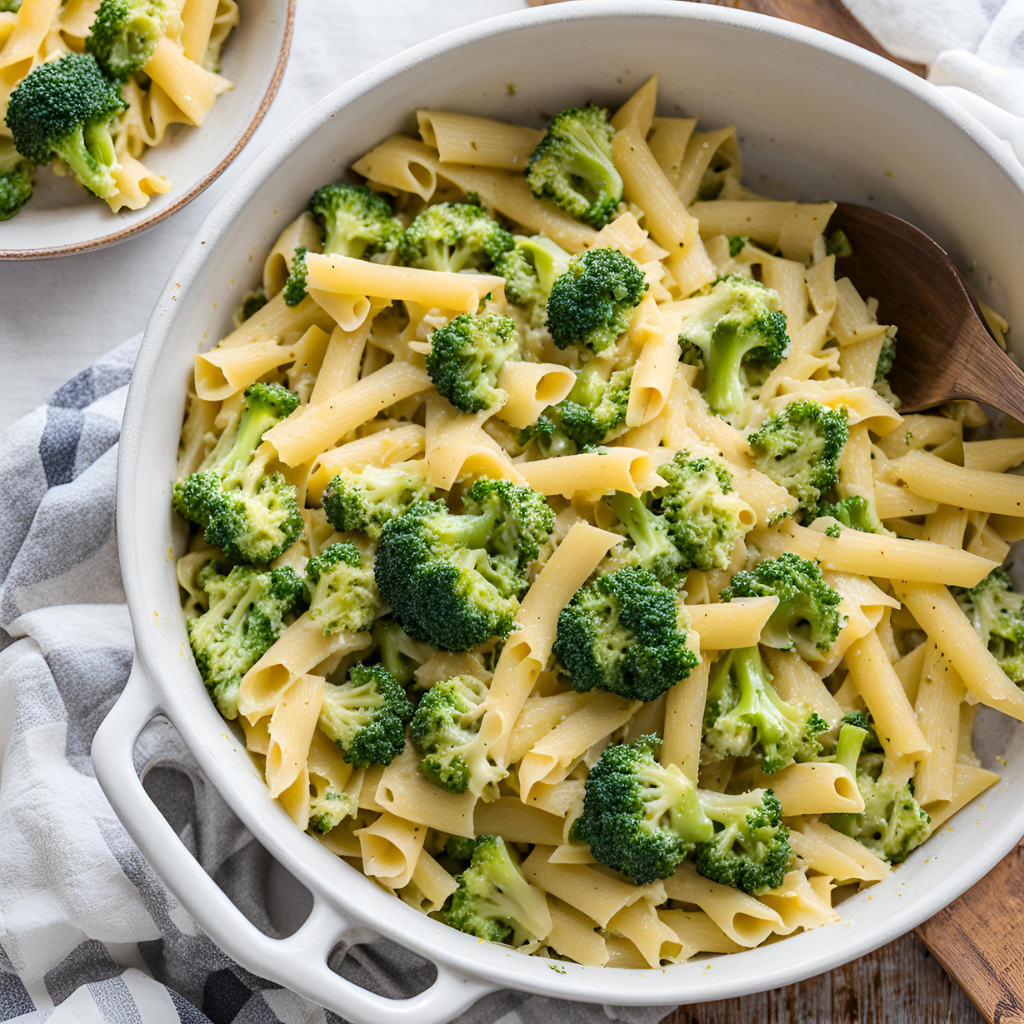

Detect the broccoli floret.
[
  {"left": 305, "top": 542, "right": 379, "bottom": 636},
  {"left": 308, "top": 783, "right": 357, "bottom": 834},
  {"left": 526, "top": 103, "right": 622, "bottom": 229},
  {"left": 322, "top": 464, "right": 433, "bottom": 539},
  {"left": 873, "top": 329, "right": 900, "bottom": 407},
  {"left": 374, "top": 478, "right": 554, "bottom": 651},
  {"left": 187, "top": 562, "right": 304, "bottom": 719},
  {"left": 747, "top": 400, "right": 849, "bottom": 513},
  {"left": 553, "top": 567, "right": 699, "bottom": 702},
  {"left": 444, "top": 834, "right": 481, "bottom": 865},
  {"left": 728, "top": 235, "right": 750, "bottom": 257},
  {"left": 815, "top": 495, "right": 883, "bottom": 534},
  {"left": 825, "top": 229, "right": 853, "bottom": 258},
  {"left": 571, "top": 735, "right": 713, "bottom": 884},
  {"left": 409, "top": 674, "right": 504, "bottom": 797},
  {"left": 702, "top": 645, "right": 828, "bottom": 773},
  {"left": 283, "top": 246, "right": 308, "bottom": 307},
  {"left": 310, "top": 182, "right": 403, "bottom": 259},
  {"left": 678, "top": 275, "right": 790, "bottom": 418},
  {"left": 0, "top": 138, "right": 33, "bottom": 220},
  {"left": 545, "top": 248, "right": 648, "bottom": 353},
  {"left": 426, "top": 312, "right": 519, "bottom": 414},
  {"left": 6, "top": 53, "right": 127, "bottom": 200},
  {"left": 234, "top": 288, "right": 268, "bottom": 326},
  {"left": 693, "top": 789, "right": 790, "bottom": 895},
  {"left": 318, "top": 663, "right": 413, "bottom": 769},
  {"left": 606, "top": 490, "right": 685, "bottom": 587},
  {"left": 398, "top": 201, "right": 513, "bottom": 273},
  {"left": 493, "top": 234, "right": 571, "bottom": 322},
  {"left": 518, "top": 414, "right": 576, "bottom": 459},
  {"left": 85, "top": 0, "right": 165, "bottom": 81},
  {"left": 651, "top": 450, "right": 751, "bottom": 572},
  {"left": 722, "top": 552, "right": 843, "bottom": 660},
  {"left": 172, "top": 382, "right": 303, "bottom": 565},
  {"left": 371, "top": 619, "right": 419, "bottom": 687},
  {"left": 444, "top": 834, "right": 551, "bottom": 946},
  {"left": 953, "top": 568, "right": 1024, "bottom": 684},
  {"left": 555, "top": 361, "right": 632, "bottom": 448},
  {"left": 824, "top": 721, "right": 930, "bottom": 863},
  {"left": 0, "top": 1, "right": 22, "bottom": 11}
]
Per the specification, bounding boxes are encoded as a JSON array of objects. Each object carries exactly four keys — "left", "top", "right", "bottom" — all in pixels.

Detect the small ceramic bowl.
[{"left": 0, "top": 0, "right": 294, "bottom": 260}]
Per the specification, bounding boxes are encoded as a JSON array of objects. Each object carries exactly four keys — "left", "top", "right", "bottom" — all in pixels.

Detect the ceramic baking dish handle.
[{"left": 92, "top": 662, "right": 497, "bottom": 1024}]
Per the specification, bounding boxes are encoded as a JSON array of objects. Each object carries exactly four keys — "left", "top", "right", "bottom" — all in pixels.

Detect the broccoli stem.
[{"left": 827, "top": 722, "right": 869, "bottom": 836}]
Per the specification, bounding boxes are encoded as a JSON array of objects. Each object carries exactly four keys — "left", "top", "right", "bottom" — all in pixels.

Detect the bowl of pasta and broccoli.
[
  {"left": 0, "top": 0, "right": 293, "bottom": 258},
  {"left": 93, "top": 3, "right": 1024, "bottom": 1020}
]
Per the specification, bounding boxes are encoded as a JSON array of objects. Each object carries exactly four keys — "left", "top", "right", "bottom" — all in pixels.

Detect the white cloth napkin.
[{"left": 846, "top": 0, "right": 1024, "bottom": 163}]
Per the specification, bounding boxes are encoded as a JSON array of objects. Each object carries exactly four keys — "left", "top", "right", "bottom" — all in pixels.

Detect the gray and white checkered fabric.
[{"left": 0, "top": 339, "right": 667, "bottom": 1024}]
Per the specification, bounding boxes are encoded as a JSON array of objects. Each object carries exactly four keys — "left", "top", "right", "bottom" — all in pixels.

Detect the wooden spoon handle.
[{"left": 955, "top": 337, "right": 1024, "bottom": 425}]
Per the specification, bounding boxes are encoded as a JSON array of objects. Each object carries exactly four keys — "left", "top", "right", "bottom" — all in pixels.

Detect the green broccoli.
[
  {"left": 305, "top": 542, "right": 380, "bottom": 636},
  {"left": 545, "top": 247, "right": 648, "bottom": 353},
  {"left": 553, "top": 566, "right": 699, "bottom": 702},
  {"left": 571, "top": 735, "right": 713, "bottom": 884},
  {"left": 824, "top": 720, "right": 930, "bottom": 863},
  {"left": 409, "top": 674, "right": 503, "bottom": 796},
  {"left": 318, "top": 663, "right": 413, "bottom": 768},
  {"left": 234, "top": 288, "right": 268, "bottom": 327},
  {"left": 694, "top": 789, "right": 790, "bottom": 895},
  {"left": 606, "top": 450, "right": 752, "bottom": 584},
  {"left": 187, "top": 561, "right": 304, "bottom": 719},
  {"left": 721, "top": 552, "right": 844, "bottom": 660},
  {"left": 310, "top": 182, "right": 403, "bottom": 258},
  {"left": 398, "top": 201, "right": 513, "bottom": 273},
  {"left": 678, "top": 275, "right": 790, "bottom": 419},
  {"left": 747, "top": 400, "right": 849, "bottom": 513},
  {"left": 0, "top": 138, "right": 33, "bottom": 221},
  {"left": 825, "top": 229, "right": 853, "bottom": 258},
  {"left": 308, "top": 779, "right": 357, "bottom": 834},
  {"left": 526, "top": 103, "right": 622, "bottom": 229},
  {"left": 606, "top": 489, "right": 686, "bottom": 587},
  {"left": 426, "top": 312, "right": 519, "bottom": 414},
  {"left": 85, "top": 0, "right": 165, "bottom": 81},
  {"left": 517, "top": 414, "right": 576, "bottom": 459},
  {"left": 651, "top": 450, "right": 752, "bottom": 572},
  {"left": 815, "top": 495, "right": 883, "bottom": 534},
  {"left": 372, "top": 619, "right": 419, "bottom": 687},
  {"left": 374, "top": 478, "right": 554, "bottom": 651},
  {"left": 874, "top": 328, "right": 900, "bottom": 407},
  {"left": 493, "top": 234, "right": 571, "bottom": 322},
  {"left": 283, "top": 246, "right": 308, "bottom": 307},
  {"left": 172, "top": 382, "right": 303, "bottom": 565},
  {"left": 322, "top": 464, "right": 433, "bottom": 539},
  {"left": 6, "top": 53, "right": 127, "bottom": 200},
  {"left": 443, "top": 834, "right": 551, "bottom": 946},
  {"left": 953, "top": 568, "right": 1024, "bottom": 684},
  {"left": 0, "top": 0, "right": 22, "bottom": 11},
  {"left": 728, "top": 235, "right": 750, "bottom": 257},
  {"left": 555, "top": 361, "right": 633, "bottom": 448},
  {"left": 702, "top": 645, "right": 828, "bottom": 773}
]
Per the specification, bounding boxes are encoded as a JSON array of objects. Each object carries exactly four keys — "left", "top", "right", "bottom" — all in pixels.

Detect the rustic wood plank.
[
  {"left": 916, "top": 843, "right": 1024, "bottom": 1024},
  {"left": 660, "top": 934, "right": 984, "bottom": 1023}
]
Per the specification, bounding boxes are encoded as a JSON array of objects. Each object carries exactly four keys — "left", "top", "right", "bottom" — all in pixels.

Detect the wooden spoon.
[{"left": 826, "top": 202, "right": 1024, "bottom": 419}]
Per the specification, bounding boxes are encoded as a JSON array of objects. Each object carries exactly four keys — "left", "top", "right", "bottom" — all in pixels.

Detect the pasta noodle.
[{"left": 171, "top": 82, "right": 1016, "bottom": 971}]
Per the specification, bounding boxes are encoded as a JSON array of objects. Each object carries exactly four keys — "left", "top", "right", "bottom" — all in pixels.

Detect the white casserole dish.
[{"left": 93, "top": 3, "right": 1024, "bottom": 1020}]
